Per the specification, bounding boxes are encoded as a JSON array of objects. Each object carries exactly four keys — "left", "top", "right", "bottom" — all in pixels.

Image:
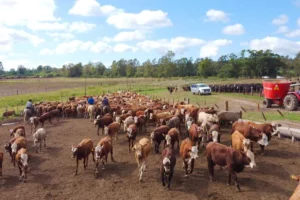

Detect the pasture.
[{"left": 0, "top": 77, "right": 300, "bottom": 200}]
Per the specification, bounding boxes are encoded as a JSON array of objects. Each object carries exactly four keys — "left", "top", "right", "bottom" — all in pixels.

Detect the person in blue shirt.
[
  {"left": 26, "top": 99, "right": 34, "bottom": 112},
  {"left": 87, "top": 96, "right": 94, "bottom": 105},
  {"left": 102, "top": 96, "right": 109, "bottom": 107}
]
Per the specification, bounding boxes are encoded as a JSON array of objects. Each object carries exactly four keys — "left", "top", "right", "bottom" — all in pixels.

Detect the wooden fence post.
[
  {"left": 251, "top": 87, "right": 253, "bottom": 96},
  {"left": 225, "top": 101, "right": 228, "bottom": 111},
  {"left": 257, "top": 103, "right": 260, "bottom": 111},
  {"left": 187, "top": 98, "right": 190, "bottom": 104}
]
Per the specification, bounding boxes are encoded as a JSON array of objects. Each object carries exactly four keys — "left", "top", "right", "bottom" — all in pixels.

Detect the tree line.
[{"left": 1, "top": 49, "right": 300, "bottom": 78}]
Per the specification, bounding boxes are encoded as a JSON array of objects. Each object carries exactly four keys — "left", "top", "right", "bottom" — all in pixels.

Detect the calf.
[
  {"left": 123, "top": 116, "right": 135, "bottom": 133},
  {"left": 231, "top": 131, "right": 251, "bottom": 152},
  {"left": 4, "top": 136, "right": 27, "bottom": 166},
  {"left": 29, "top": 116, "right": 39, "bottom": 133},
  {"left": 165, "top": 128, "right": 180, "bottom": 150},
  {"left": 126, "top": 124, "right": 138, "bottom": 152},
  {"left": 104, "top": 122, "right": 121, "bottom": 141},
  {"left": 188, "top": 123, "right": 203, "bottom": 148},
  {"left": 150, "top": 125, "right": 170, "bottom": 153},
  {"left": 134, "top": 116, "right": 147, "bottom": 133},
  {"left": 71, "top": 138, "right": 95, "bottom": 175},
  {"left": 32, "top": 128, "right": 47, "bottom": 153},
  {"left": 0, "top": 152, "right": 3, "bottom": 176},
  {"left": 206, "top": 142, "right": 256, "bottom": 192},
  {"left": 132, "top": 138, "right": 151, "bottom": 182},
  {"left": 2, "top": 110, "right": 15, "bottom": 118},
  {"left": 15, "top": 148, "right": 29, "bottom": 183},
  {"left": 290, "top": 175, "right": 300, "bottom": 200},
  {"left": 39, "top": 112, "right": 53, "bottom": 127},
  {"left": 161, "top": 147, "right": 176, "bottom": 189},
  {"left": 94, "top": 116, "right": 113, "bottom": 135},
  {"left": 95, "top": 136, "right": 115, "bottom": 174},
  {"left": 180, "top": 138, "right": 199, "bottom": 177},
  {"left": 49, "top": 109, "right": 60, "bottom": 122},
  {"left": 9, "top": 126, "right": 26, "bottom": 137}
]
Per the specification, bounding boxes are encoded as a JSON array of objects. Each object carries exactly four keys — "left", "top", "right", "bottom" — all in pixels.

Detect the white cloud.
[
  {"left": 249, "top": 37, "right": 300, "bottom": 56},
  {"left": 90, "top": 41, "right": 112, "bottom": 53},
  {"left": 1, "top": 59, "right": 39, "bottom": 70},
  {"left": 48, "top": 33, "right": 75, "bottom": 40},
  {"left": 0, "top": 25, "right": 44, "bottom": 52},
  {"left": 26, "top": 21, "right": 96, "bottom": 32},
  {"left": 205, "top": 9, "right": 230, "bottom": 22},
  {"left": 40, "top": 49, "right": 54, "bottom": 55},
  {"left": 55, "top": 40, "right": 93, "bottom": 54},
  {"left": 69, "top": 0, "right": 122, "bottom": 16},
  {"left": 272, "top": 14, "right": 288, "bottom": 25},
  {"left": 285, "top": 29, "right": 300, "bottom": 37},
  {"left": 0, "top": 0, "right": 57, "bottom": 26},
  {"left": 222, "top": 24, "right": 245, "bottom": 35},
  {"left": 113, "top": 44, "right": 137, "bottom": 52},
  {"left": 105, "top": 30, "right": 147, "bottom": 42},
  {"left": 107, "top": 10, "right": 172, "bottom": 29},
  {"left": 276, "top": 26, "right": 289, "bottom": 33},
  {"left": 137, "top": 37, "right": 205, "bottom": 54},
  {"left": 240, "top": 41, "right": 249, "bottom": 46},
  {"left": 199, "top": 39, "right": 232, "bottom": 58}
]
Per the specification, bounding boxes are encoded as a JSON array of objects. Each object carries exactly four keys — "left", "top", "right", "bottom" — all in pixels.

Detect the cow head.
[
  {"left": 244, "top": 150, "right": 256, "bottom": 168},
  {"left": 93, "top": 119, "right": 98, "bottom": 126},
  {"left": 162, "top": 105, "right": 167, "bottom": 110},
  {"left": 165, "top": 135, "right": 171, "bottom": 146},
  {"left": 134, "top": 116, "right": 138, "bottom": 124},
  {"left": 132, "top": 144, "right": 143, "bottom": 159},
  {"left": 188, "top": 146, "right": 199, "bottom": 161},
  {"left": 71, "top": 145, "right": 78, "bottom": 158},
  {"left": 127, "top": 127, "right": 133, "bottom": 137},
  {"left": 211, "top": 131, "right": 219, "bottom": 142},
  {"left": 95, "top": 145, "right": 103, "bottom": 161},
  {"left": 270, "top": 122, "right": 282, "bottom": 136},
  {"left": 258, "top": 133, "right": 269, "bottom": 146},
  {"left": 150, "top": 132, "right": 155, "bottom": 144},
  {"left": 162, "top": 157, "right": 171, "bottom": 174},
  {"left": 11, "top": 142, "right": 18, "bottom": 154},
  {"left": 180, "top": 108, "right": 185, "bottom": 115},
  {"left": 19, "top": 153, "right": 29, "bottom": 182},
  {"left": 4, "top": 143, "right": 11, "bottom": 153},
  {"left": 115, "top": 116, "right": 121, "bottom": 124},
  {"left": 208, "top": 114, "right": 219, "bottom": 123},
  {"left": 149, "top": 113, "right": 153, "bottom": 120}
]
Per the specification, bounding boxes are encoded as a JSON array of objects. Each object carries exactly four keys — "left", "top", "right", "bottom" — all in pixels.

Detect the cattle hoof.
[
  {"left": 23, "top": 180, "right": 27, "bottom": 183},
  {"left": 139, "top": 179, "right": 143, "bottom": 183},
  {"left": 184, "top": 174, "right": 188, "bottom": 178},
  {"left": 162, "top": 183, "right": 165, "bottom": 186}
]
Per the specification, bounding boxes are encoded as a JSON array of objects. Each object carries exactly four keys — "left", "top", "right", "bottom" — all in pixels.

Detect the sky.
[{"left": 1, "top": 0, "right": 300, "bottom": 70}]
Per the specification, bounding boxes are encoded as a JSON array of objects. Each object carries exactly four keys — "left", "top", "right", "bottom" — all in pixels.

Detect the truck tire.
[
  {"left": 263, "top": 99, "right": 272, "bottom": 108},
  {"left": 283, "top": 94, "right": 298, "bottom": 111}
]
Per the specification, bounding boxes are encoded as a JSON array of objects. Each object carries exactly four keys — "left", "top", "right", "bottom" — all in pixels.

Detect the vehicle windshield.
[{"left": 198, "top": 84, "right": 208, "bottom": 88}]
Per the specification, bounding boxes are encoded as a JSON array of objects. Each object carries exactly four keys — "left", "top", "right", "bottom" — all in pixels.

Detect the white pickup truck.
[{"left": 190, "top": 83, "right": 212, "bottom": 95}]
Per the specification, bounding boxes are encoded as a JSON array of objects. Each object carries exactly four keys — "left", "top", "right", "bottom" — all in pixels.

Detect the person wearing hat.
[
  {"left": 26, "top": 99, "right": 34, "bottom": 113},
  {"left": 87, "top": 96, "right": 95, "bottom": 105},
  {"left": 102, "top": 96, "right": 109, "bottom": 107}
]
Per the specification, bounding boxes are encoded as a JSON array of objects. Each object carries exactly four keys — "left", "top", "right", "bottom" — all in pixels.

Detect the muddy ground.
[{"left": 0, "top": 118, "right": 299, "bottom": 200}]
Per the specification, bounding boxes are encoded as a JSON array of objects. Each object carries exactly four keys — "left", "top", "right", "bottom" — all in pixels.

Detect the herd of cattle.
[{"left": 1, "top": 91, "right": 300, "bottom": 198}]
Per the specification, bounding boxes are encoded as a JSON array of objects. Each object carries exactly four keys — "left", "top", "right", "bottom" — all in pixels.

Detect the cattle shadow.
[
  {"left": 248, "top": 160, "right": 290, "bottom": 178},
  {"left": 95, "top": 162, "right": 136, "bottom": 179},
  {"left": 263, "top": 149, "right": 299, "bottom": 159}
]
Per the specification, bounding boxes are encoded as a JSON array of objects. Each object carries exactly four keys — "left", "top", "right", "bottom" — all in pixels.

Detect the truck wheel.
[
  {"left": 263, "top": 99, "right": 272, "bottom": 108},
  {"left": 283, "top": 94, "right": 298, "bottom": 111}
]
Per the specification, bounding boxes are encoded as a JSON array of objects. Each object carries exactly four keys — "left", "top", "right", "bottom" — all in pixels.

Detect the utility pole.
[{"left": 84, "top": 75, "right": 87, "bottom": 96}]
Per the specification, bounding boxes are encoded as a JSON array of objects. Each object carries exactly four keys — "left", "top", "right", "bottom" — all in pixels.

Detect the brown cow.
[
  {"left": 134, "top": 115, "right": 147, "bottom": 133},
  {"left": 126, "top": 124, "right": 137, "bottom": 152},
  {"left": 71, "top": 138, "right": 95, "bottom": 175},
  {"left": 0, "top": 152, "right": 3, "bottom": 176},
  {"left": 2, "top": 110, "right": 15, "bottom": 118},
  {"left": 290, "top": 175, "right": 300, "bottom": 200},
  {"left": 206, "top": 142, "right": 256, "bottom": 192},
  {"left": 161, "top": 147, "right": 176, "bottom": 189},
  {"left": 39, "top": 112, "right": 53, "bottom": 127},
  {"left": 94, "top": 116, "right": 113, "bottom": 135},
  {"left": 9, "top": 126, "right": 26, "bottom": 137},
  {"left": 188, "top": 123, "right": 203, "bottom": 148},
  {"left": 150, "top": 125, "right": 170, "bottom": 153},
  {"left": 231, "top": 131, "right": 251, "bottom": 152},
  {"left": 165, "top": 128, "right": 180, "bottom": 150},
  {"left": 132, "top": 138, "right": 151, "bottom": 182},
  {"left": 104, "top": 122, "right": 121, "bottom": 141},
  {"left": 232, "top": 122, "right": 269, "bottom": 154},
  {"left": 180, "top": 138, "right": 199, "bottom": 177},
  {"left": 95, "top": 136, "right": 115, "bottom": 174},
  {"left": 208, "top": 124, "right": 221, "bottom": 143}
]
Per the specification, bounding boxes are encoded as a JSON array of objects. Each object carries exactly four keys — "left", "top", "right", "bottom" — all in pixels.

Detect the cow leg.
[
  {"left": 250, "top": 142, "right": 253, "bottom": 152},
  {"left": 83, "top": 157, "right": 86, "bottom": 169},
  {"left": 161, "top": 170, "right": 165, "bottom": 186},
  {"left": 139, "top": 162, "right": 145, "bottom": 182},
  {"left": 229, "top": 171, "right": 240, "bottom": 192},
  {"left": 97, "top": 127, "right": 100, "bottom": 136},
  {"left": 207, "top": 158, "right": 215, "bottom": 182},
  {"left": 18, "top": 165, "right": 23, "bottom": 181},
  {"left": 128, "top": 140, "right": 131, "bottom": 152},
  {"left": 44, "top": 138, "right": 46, "bottom": 147},
  {"left": 95, "top": 160, "right": 99, "bottom": 174},
  {"left": 102, "top": 157, "right": 106, "bottom": 169},
  {"left": 75, "top": 158, "right": 79, "bottom": 175},
  {"left": 40, "top": 141, "right": 42, "bottom": 152},
  {"left": 260, "top": 145, "right": 265, "bottom": 155},
  {"left": 110, "top": 148, "right": 115, "bottom": 162},
  {"left": 168, "top": 171, "right": 173, "bottom": 189},
  {"left": 227, "top": 173, "right": 231, "bottom": 185},
  {"left": 92, "top": 150, "right": 95, "bottom": 162},
  {"left": 189, "top": 159, "right": 195, "bottom": 174},
  {"left": 86, "top": 154, "right": 89, "bottom": 168},
  {"left": 184, "top": 161, "right": 188, "bottom": 177}
]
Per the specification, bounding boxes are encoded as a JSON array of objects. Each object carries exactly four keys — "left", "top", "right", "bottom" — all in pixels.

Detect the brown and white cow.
[
  {"left": 9, "top": 126, "right": 26, "bottom": 137},
  {"left": 132, "top": 138, "right": 151, "bottom": 182},
  {"left": 165, "top": 128, "right": 180, "bottom": 150},
  {"left": 161, "top": 147, "right": 176, "bottom": 189},
  {"left": 95, "top": 136, "right": 115, "bottom": 174},
  {"left": 126, "top": 124, "right": 138, "bottom": 152},
  {"left": 15, "top": 148, "right": 29, "bottom": 183},
  {"left": 134, "top": 115, "right": 147, "bottom": 133},
  {"left": 104, "top": 122, "right": 121, "bottom": 141},
  {"left": 71, "top": 138, "right": 95, "bottom": 175},
  {"left": 188, "top": 123, "right": 203, "bottom": 148},
  {"left": 180, "top": 138, "right": 199, "bottom": 177},
  {"left": 4, "top": 136, "right": 27, "bottom": 166},
  {"left": 94, "top": 116, "right": 113, "bottom": 135},
  {"left": 290, "top": 175, "right": 300, "bottom": 200},
  {"left": 150, "top": 125, "right": 170, "bottom": 153},
  {"left": 206, "top": 142, "right": 256, "bottom": 192},
  {"left": 231, "top": 131, "right": 251, "bottom": 152}
]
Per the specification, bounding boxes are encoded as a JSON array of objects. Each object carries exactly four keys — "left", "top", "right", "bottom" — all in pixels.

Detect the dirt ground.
[{"left": 0, "top": 117, "right": 299, "bottom": 200}]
